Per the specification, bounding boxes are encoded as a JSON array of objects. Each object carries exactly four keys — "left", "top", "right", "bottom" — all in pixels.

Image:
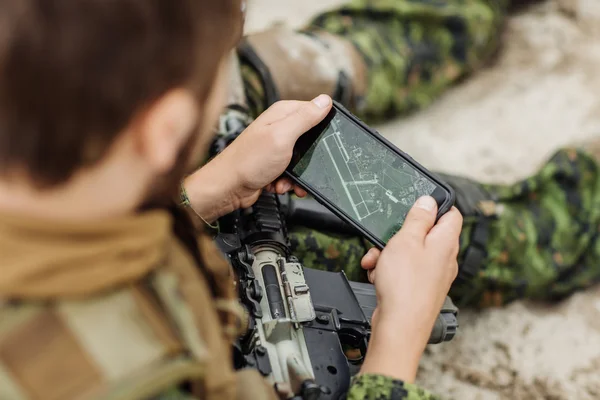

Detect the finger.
[
  {"left": 265, "top": 183, "right": 275, "bottom": 193},
  {"left": 426, "top": 207, "right": 463, "bottom": 251},
  {"left": 367, "top": 268, "right": 376, "bottom": 284},
  {"left": 275, "top": 178, "right": 293, "bottom": 194},
  {"left": 371, "top": 308, "right": 380, "bottom": 326},
  {"left": 394, "top": 196, "right": 438, "bottom": 244},
  {"left": 293, "top": 186, "right": 307, "bottom": 198},
  {"left": 254, "top": 100, "right": 305, "bottom": 125},
  {"left": 361, "top": 247, "right": 380, "bottom": 270},
  {"left": 450, "top": 260, "right": 459, "bottom": 282},
  {"left": 271, "top": 95, "right": 332, "bottom": 143}
]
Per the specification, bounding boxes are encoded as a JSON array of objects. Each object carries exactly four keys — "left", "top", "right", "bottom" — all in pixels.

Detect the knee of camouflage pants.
[{"left": 239, "top": 25, "right": 368, "bottom": 116}]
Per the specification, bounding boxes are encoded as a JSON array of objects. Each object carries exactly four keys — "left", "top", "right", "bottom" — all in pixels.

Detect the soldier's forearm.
[
  {"left": 359, "top": 317, "right": 424, "bottom": 383},
  {"left": 183, "top": 156, "right": 240, "bottom": 223}
]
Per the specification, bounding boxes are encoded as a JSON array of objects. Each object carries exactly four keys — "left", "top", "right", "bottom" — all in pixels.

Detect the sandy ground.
[{"left": 246, "top": 1, "right": 600, "bottom": 399}]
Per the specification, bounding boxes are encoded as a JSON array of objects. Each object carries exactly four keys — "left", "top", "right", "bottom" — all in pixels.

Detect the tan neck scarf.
[{"left": 0, "top": 210, "right": 172, "bottom": 299}]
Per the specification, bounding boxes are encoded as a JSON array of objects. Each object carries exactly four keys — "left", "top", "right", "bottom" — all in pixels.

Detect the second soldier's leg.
[
  {"left": 241, "top": 0, "right": 509, "bottom": 122},
  {"left": 305, "top": 0, "right": 508, "bottom": 121},
  {"left": 450, "top": 144, "right": 600, "bottom": 307}
]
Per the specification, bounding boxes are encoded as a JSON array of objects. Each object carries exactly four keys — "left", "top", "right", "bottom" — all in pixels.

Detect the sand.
[{"left": 246, "top": 1, "right": 600, "bottom": 398}]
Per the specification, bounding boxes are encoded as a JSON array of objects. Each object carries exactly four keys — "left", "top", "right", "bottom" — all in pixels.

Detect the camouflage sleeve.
[
  {"left": 287, "top": 225, "right": 370, "bottom": 280},
  {"left": 347, "top": 374, "right": 440, "bottom": 400}
]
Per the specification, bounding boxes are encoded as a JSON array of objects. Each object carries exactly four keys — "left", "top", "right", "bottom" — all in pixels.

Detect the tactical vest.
[{"left": 0, "top": 228, "right": 277, "bottom": 400}]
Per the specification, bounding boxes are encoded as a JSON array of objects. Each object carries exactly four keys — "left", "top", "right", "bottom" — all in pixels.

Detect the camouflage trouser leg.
[
  {"left": 305, "top": 0, "right": 508, "bottom": 121},
  {"left": 452, "top": 148, "right": 600, "bottom": 307},
  {"left": 242, "top": 0, "right": 509, "bottom": 122}
]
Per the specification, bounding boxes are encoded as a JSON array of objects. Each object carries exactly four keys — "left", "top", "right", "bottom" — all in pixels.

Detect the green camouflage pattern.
[
  {"left": 288, "top": 226, "right": 370, "bottom": 282},
  {"left": 306, "top": 0, "right": 508, "bottom": 121},
  {"left": 452, "top": 147, "right": 600, "bottom": 307},
  {"left": 348, "top": 375, "right": 440, "bottom": 400},
  {"left": 243, "top": 0, "right": 509, "bottom": 122}
]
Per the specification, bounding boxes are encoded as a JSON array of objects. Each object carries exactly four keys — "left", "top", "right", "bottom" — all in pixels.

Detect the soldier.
[
  {"left": 229, "top": 0, "right": 600, "bottom": 307},
  {"left": 0, "top": 1, "right": 460, "bottom": 399}
]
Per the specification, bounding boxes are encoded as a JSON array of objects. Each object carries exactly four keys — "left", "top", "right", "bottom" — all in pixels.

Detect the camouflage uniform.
[
  {"left": 234, "top": 0, "right": 600, "bottom": 311},
  {"left": 243, "top": 0, "right": 508, "bottom": 121},
  {"left": 451, "top": 147, "right": 600, "bottom": 307}
]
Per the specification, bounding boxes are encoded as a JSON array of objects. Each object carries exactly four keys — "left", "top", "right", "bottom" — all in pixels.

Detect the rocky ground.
[{"left": 246, "top": 1, "right": 600, "bottom": 398}]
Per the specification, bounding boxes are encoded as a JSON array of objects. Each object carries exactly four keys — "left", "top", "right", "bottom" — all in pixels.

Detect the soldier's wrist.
[
  {"left": 184, "top": 159, "right": 239, "bottom": 222},
  {"left": 359, "top": 314, "right": 430, "bottom": 383}
]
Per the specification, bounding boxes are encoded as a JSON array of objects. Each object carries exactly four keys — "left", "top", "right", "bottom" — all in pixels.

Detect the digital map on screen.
[{"left": 293, "top": 114, "right": 437, "bottom": 242}]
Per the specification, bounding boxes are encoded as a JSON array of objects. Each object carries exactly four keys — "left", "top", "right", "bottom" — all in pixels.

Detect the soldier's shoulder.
[{"left": 0, "top": 286, "right": 205, "bottom": 400}]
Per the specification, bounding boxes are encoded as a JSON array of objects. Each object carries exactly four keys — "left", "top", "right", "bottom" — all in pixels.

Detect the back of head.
[{"left": 0, "top": 0, "right": 243, "bottom": 188}]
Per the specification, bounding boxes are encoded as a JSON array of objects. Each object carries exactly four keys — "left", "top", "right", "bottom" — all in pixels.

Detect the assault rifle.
[{"left": 215, "top": 191, "right": 459, "bottom": 400}]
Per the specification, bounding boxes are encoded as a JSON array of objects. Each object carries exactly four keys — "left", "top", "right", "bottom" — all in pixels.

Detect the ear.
[{"left": 135, "top": 89, "right": 199, "bottom": 173}]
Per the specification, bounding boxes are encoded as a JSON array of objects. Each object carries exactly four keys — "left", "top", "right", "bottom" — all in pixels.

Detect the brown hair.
[{"left": 0, "top": 0, "right": 243, "bottom": 188}]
